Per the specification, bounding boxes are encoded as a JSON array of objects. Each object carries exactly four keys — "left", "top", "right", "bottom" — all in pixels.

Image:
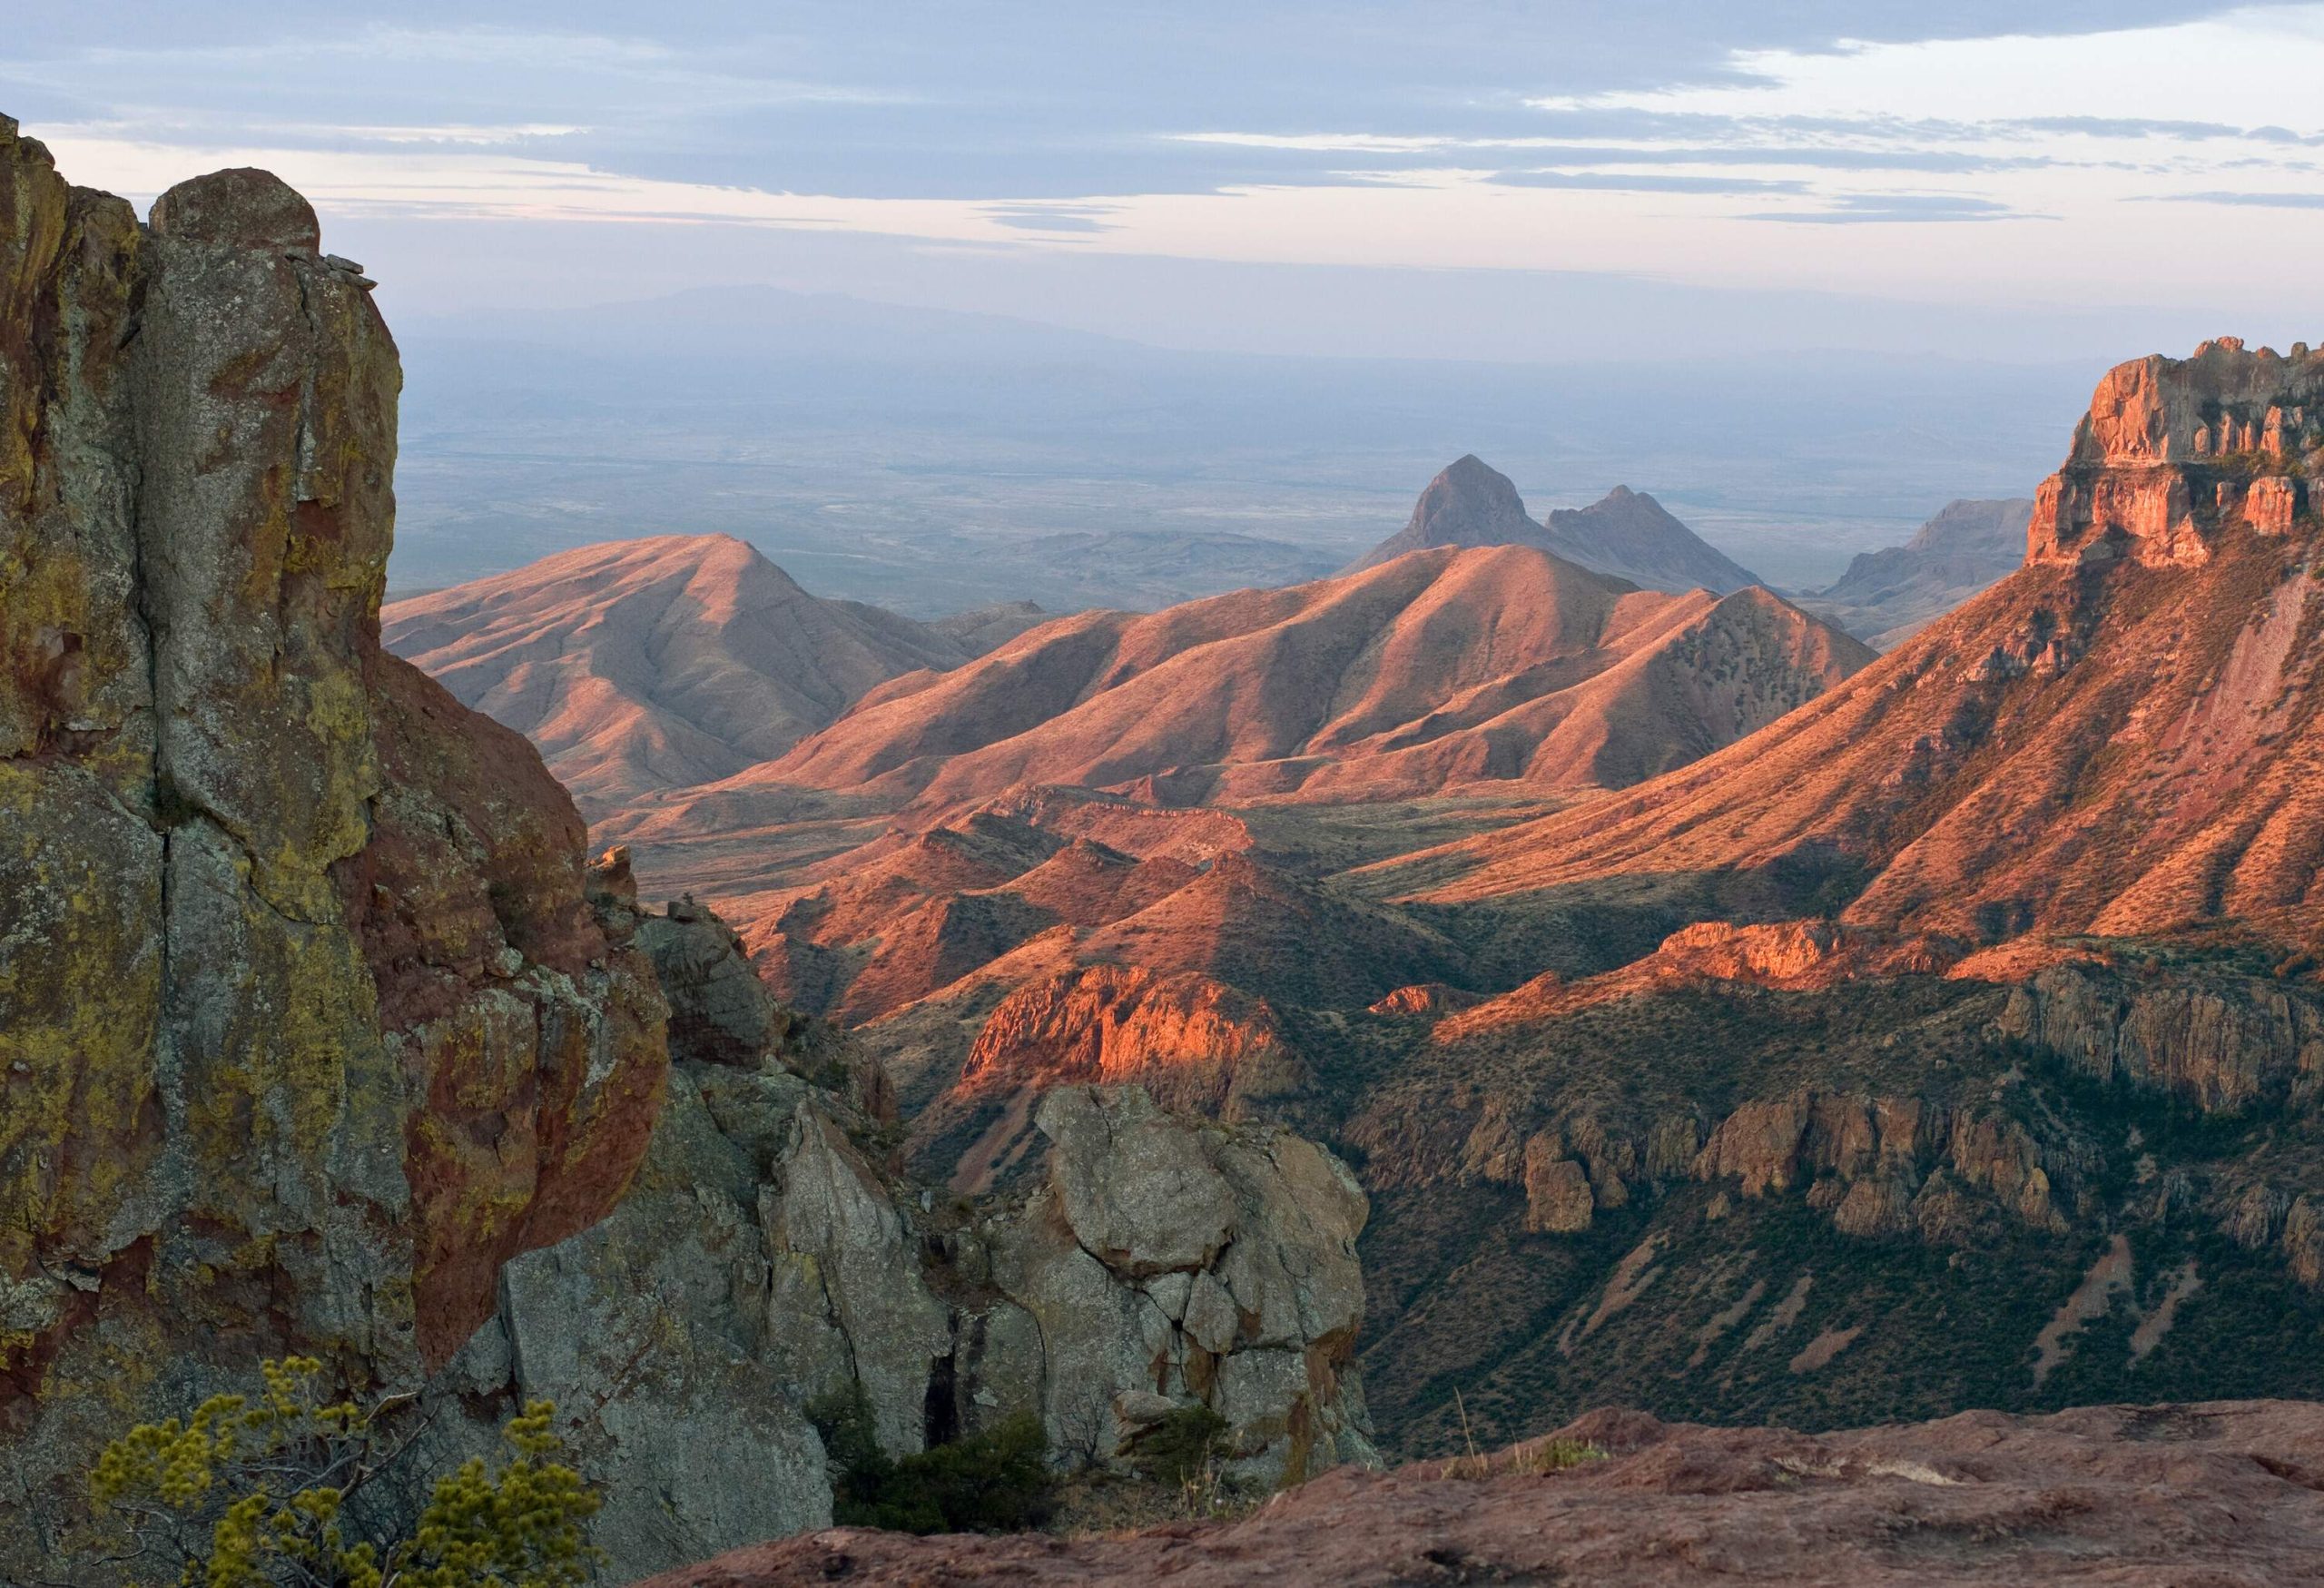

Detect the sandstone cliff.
[{"left": 0, "top": 123, "right": 669, "bottom": 1557}]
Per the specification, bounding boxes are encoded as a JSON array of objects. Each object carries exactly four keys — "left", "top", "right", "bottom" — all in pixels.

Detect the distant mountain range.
[
  {"left": 390, "top": 284, "right": 2086, "bottom": 610},
  {"left": 1411, "top": 348, "right": 2323, "bottom": 966},
  {"left": 1797, "top": 497, "right": 2034, "bottom": 647},
  {"left": 746, "top": 542, "right": 1861, "bottom": 815},
  {"left": 380, "top": 535, "right": 1042, "bottom": 813},
  {"left": 1346, "top": 455, "right": 1761, "bottom": 595}
]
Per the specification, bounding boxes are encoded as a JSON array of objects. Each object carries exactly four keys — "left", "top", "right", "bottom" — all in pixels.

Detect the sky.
[{"left": 9, "top": 3, "right": 2324, "bottom": 361}]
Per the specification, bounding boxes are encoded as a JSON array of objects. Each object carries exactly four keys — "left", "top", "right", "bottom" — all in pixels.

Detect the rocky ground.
[{"left": 638, "top": 1399, "right": 2324, "bottom": 1586}]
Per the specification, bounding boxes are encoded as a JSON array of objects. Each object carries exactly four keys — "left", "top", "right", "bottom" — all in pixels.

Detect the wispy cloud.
[
  {"left": 1741, "top": 193, "right": 2037, "bottom": 224},
  {"left": 1489, "top": 170, "right": 1809, "bottom": 195},
  {"left": 2140, "top": 189, "right": 2324, "bottom": 210},
  {"left": 982, "top": 203, "right": 1120, "bottom": 233},
  {"left": 16, "top": 3, "right": 2324, "bottom": 329}
]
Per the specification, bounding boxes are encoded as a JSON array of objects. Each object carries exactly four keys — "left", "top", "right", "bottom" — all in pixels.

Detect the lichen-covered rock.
[
  {"left": 0, "top": 130, "right": 666, "bottom": 1570},
  {"left": 992, "top": 1087, "right": 1376, "bottom": 1486},
  {"left": 399, "top": 907, "right": 1379, "bottom": 1582},
  {"left": 636, "top": 883, "right": 798, "bottom": 1068}
]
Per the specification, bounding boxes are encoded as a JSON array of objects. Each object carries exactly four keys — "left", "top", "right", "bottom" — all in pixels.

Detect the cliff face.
[
  {"left": 2032, "top": 339, "right": 2322, "bottom": 568},
  {"left": 0, "top": 123, "right": 668, "bottom": 1548},
  {"left": 427, "top": 880, "right": 1376, "bottom": 1582},
  {"left": 1, "top": 132, "right": 1384, "bottom": 1584}
]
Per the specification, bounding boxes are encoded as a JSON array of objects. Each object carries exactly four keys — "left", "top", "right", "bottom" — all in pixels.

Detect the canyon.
[{"left": 6, "top": 127, "right": 2324, "bottom": 1588}]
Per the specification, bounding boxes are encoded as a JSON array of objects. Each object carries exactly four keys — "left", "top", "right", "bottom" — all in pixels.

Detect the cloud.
[
  {"left": 2142, "top": 189, "right": 2324, "bottom": 209},
  {"left": 1489, "top": 170, "right": 1810, "bottom": 195},
  {"left": 1741, "top": 193, "right": 2036, "bottom": 224},
  {"left": 983, "top": 203, "right": 1119, "bottom": 233},
  {"left": 1181, "top": 129, "right": 2057, "bottom": 174},
  {"left": 1999, "top": 115, "right": 2324, "bottom": 144}
]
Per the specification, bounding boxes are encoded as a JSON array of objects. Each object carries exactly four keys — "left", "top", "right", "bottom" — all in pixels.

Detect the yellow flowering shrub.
[{"left": 77, "top": 1358, "right": 601, "bottom": 1588}]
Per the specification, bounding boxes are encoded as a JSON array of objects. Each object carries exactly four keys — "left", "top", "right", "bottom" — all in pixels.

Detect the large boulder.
[{"left": 992, "top": 1086, "right": 1376, "bottom": 1486}]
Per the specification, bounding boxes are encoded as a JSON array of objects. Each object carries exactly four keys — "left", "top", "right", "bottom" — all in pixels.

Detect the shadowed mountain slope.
[
  {"left": 1801, "top": 497, "right": 2034, "bottom": 648},
  {"left": 1537, "top": 483, "right": 1761, "bottom": 595}
]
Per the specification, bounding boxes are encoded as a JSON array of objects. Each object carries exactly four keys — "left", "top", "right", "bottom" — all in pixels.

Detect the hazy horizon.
[{"left": 13, "top": 3, "right": 2319, "bottom": 611}]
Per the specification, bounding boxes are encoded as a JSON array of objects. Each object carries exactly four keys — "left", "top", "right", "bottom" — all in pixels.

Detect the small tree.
[{"left": 62, "top": 1356, "right": 601, "bottom": 1588}]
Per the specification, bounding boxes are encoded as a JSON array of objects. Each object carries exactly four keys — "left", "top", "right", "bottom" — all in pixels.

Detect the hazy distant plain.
[{"left": 389, "top": 289, "right": 2097, "bottom": 616}]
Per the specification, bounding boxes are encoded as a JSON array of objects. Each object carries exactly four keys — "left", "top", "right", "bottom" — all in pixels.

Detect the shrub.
[
  {"left": 72, "top": 1356, "right": 601, "bottom": 1587},
  {"left": 1126, "top": 1406, "right": 1229, "bottom": 1489},
  {"left": 807, "top": 1389, "right": 1055, "bottom": 1534}
]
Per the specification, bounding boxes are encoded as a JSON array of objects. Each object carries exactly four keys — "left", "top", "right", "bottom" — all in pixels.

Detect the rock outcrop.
[
  {"left": 639, "top": 1399, "right": 2324, "bottom": 1588},
  {"left": 956, "top": 965, "right": 1305, "bottom": 1119},
  {"left": 419, "top": 964, "right": 1380, "bottom": 1583},
  {"left": 1997, "top": 961, "right": 2324, "bottom": 1113},
  {"left": 0, "top": 126, "right": 667, "bottom": 1561},
  {"left": 2029, "top": 338, "right": 2322, "bottom": 569}
]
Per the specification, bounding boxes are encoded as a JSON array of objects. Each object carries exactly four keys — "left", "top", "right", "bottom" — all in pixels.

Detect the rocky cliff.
[
  {"left": 1409, "top": 340, "right": 2324, "bottom": 966},
  {"left": 2031, "top": 338, "right": 2321, "bottom": 568},
  {"left": 0, "top": 123, "right": 673, "bottom": 1557},
  {"left": 420, "top": 874, "right": 1376, "bottom": 1580}
]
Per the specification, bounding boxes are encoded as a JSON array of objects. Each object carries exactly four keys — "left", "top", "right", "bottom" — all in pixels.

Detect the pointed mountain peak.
[
  {"left": 1345, "top": 455, "right": 1543, "bottom": 572},
  {"left": 1415, "top": 454, "right": 1528, "bottom": 523},
  {"left": 1541, "top": 488, "right": 1760, "bottom": 595}
]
